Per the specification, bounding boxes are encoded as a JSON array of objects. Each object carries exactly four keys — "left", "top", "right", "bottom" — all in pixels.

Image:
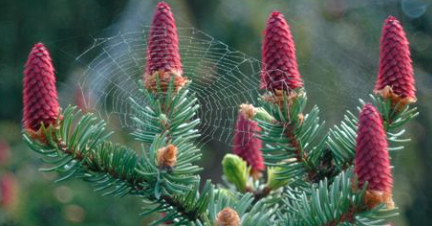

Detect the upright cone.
[
  {"left": 233, "top": 104, "right": 265, "bottom": 179},
  {"left": 23, "top": 43, "right": 60, "bottom": 136},
  {"left": 261, "top": 11, "right": 303, "bottom": 92},
  {"left": 374, "top": 16, "right": 416, "bottom": 106},
  {"left": 355, "top": 104, "right": 394, "bottom": 209},
  {"left": 144, "top": 2, "right": 187, "bottom": 92}
]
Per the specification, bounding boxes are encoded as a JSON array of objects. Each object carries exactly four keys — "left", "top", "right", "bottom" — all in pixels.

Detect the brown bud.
[
  {"left": 262, "top": 89, "right": 299, "bottom": 109},
  {"left": 250, "top": 168, "right": 263, "bottom": 181},
  {"left": 157, "top": 144, "right": 177, "bottom": 168},
  {"left": 296, "top": 113, "right": 304, "bottom": 125},
  {"left": 364, "top": 190, "right": 395, "bottom": 210},
  {"left": 27, "top": 114, "right": 63, "bottom": 144},
  {"left": 239, "top": 104, "right": 256, "bottom": 120},
  {"left": 215, "top": 207, "right": 240, "bottom": 226},
  {"left": 375, "top": 85, "right": 415, "bottom": 111},
  {"left": 144, "top": 70, "right": 188, "bottom": 93}
]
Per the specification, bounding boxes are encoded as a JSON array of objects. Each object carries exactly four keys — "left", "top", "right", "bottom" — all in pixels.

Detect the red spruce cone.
[
  {"left": 374, "top": 16, "right": 416, "bottom": 106},
  {"left": 23, "top": 43, "right": 60, "bottom": 137},
  {"left": 233, "top": 104, "right": 264, "bottom": 180},
  {"left": 261, "top": 11, "right": 303, "bottom": 92},
  {"left": 144, "top": 2, "right": 186, "bottom": 92},
  {"left": 0, "top": 173, "right": 18, "bottom": 209},
  {"left": 355, "top": 104, "right": 394, "bottom": 209}
]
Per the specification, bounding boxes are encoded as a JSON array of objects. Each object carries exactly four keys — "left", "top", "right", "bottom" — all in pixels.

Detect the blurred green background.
[{"left": 0, "top": 0, "right": 431, "bottom": 225}]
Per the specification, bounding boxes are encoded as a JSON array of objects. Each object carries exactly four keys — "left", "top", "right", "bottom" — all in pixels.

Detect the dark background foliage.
[{"left": 0, "top": 0, "right": 431, "bottom": 225}]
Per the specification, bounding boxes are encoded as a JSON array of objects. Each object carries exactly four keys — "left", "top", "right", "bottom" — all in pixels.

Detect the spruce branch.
[
  {"left": 23, "top": 106, "right": 142, "bottom": 195},
  {"left": 130, "top": 78, "right": 203, "bottom": 203},
  {"left": 316, "top": 104, "right": 399, "bottom": 225},
  {"left": 22, "top": 104, "right": 207, "bottom": 223},
  {"left": 22, "top": 3, "right": 276, "bottom": 224},
  {"left": 20, "top": 3, "right": 420, "bottom": 225},
  {"left": 140, "top": 180, "right": 214, "bottom": 225},
  {"left": 135, "top": 131, "right": 201, "bottom": 198},
  {"left": 130, "top": 79, "right": 200, "bottom": 145},
  {"left": 257, "top": 11, "right": 326, "bottom": 185},
  {"left": 23, "top": 106, "right": 212, "bottom": 225},
  {"left": 208, "top": 190, "right": 275, "bottom": 226},
  {"left": 329, "top": 16, "right": 418, "bottom": 171},
  {"left": 258, "top": 90, "right": 326, "bottom": 184},
  {"left": 328, "top": 95, "right": 418, "bottom": 170},
  {"left": 22, "top": 47, "right": 269, "bottom": 226},
  {"left": 324, "top": 98, "right": 415, "bottom": 224},
  {"left": 279, "top": 169, "right": 397, "bottom": 226}
]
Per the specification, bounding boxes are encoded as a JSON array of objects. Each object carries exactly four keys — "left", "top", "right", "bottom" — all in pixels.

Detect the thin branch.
[{"left": 52, "top": 135, "right": 206, "bottom": 223}]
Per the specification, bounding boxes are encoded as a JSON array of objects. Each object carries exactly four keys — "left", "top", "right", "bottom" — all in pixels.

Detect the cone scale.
[
  {"left": 374, "top": 16, "right": 416, "bottom": 106},
  {"left": 23, "top": 43, "right": 60, "bottom": 138},
  {"left": 233, "top": 105, "right": 265, "bottom": 179},
  {"left": 144, "top": 2, "right": 187, "bottom": 92},
  {"left": 355, "top": 104, "right": 394, "bottom": 209}
]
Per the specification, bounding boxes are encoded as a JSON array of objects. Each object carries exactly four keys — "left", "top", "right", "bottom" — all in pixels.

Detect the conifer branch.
[
  {"left": 23, "top": 106, "right": 209, "bottom": 224},
  {"left": 20, "top": 3, "right": 419, "bottom": 226},
  {"left": 258, "top": 90, "right": 326, "bottom": 184},
  {"left": 257, "top": 12, "right": 326, "bottom": 186},
  {"left": 328, "top": 95, "right": 418, "bottom": 170},
  {"left": 279, "top": 169, "right": 398, "bottom": 226},
  {"left": 328, "top": 16, "right": 418, "bottom": 171},
  {"left": 23, "top": 106, "right": 141, "bottom": 193}
]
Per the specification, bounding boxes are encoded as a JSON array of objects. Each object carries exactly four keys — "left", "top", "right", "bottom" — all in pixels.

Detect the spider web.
[
  {"left": 77, "top": 25, "right": 265, "bottom": 146},
  {"left": 74, "top": 7, "right": 395, "bottom": 149}
]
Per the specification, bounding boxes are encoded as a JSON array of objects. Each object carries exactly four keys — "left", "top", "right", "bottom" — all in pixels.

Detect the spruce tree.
[{"left": 22, "top": 2, "right": 418, "bottom": 225}]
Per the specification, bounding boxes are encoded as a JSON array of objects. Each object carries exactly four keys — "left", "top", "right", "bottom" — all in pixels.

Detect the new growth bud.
[
  {"left": 222, "top": 154, "right": 250, "bottom": 192},
  {"left": 355, "top": 104, "right": 394, "bottom": 209},
  {"left": 157, "top": 144, "right": 177, "bottom": 169},
  {"left": 215, "top": 207, "right": 241, "bottom": 226}
]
